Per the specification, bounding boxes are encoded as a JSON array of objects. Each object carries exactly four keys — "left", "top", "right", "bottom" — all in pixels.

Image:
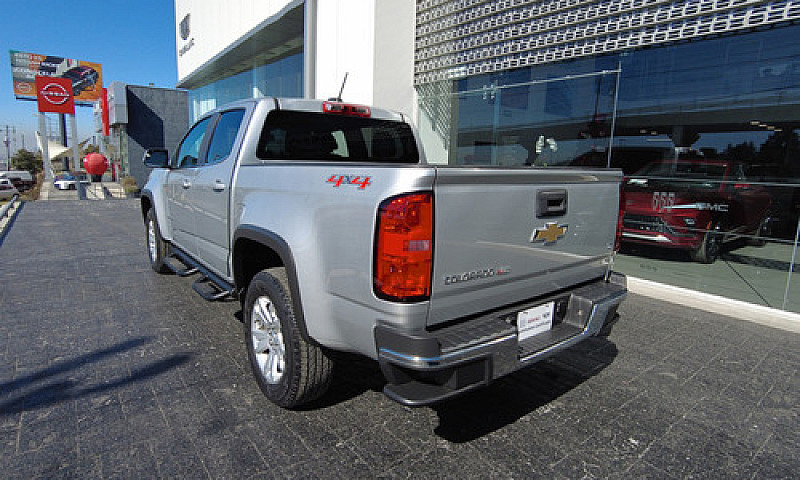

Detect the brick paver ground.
[{"left": 1, "top": 200, "right": 797, "bottom": 479}]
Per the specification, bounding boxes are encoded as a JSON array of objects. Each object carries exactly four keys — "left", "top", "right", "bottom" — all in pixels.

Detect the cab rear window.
[{"left": 256, "top": 110, "right": 419, "bottom": 164}]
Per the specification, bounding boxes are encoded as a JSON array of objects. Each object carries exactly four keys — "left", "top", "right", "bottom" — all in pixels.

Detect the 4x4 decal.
[{"left": 327, "top": 174, "right": 371, "bottom": 189}]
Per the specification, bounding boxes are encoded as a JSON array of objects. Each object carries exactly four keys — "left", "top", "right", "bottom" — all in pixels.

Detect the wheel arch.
[
  {"left": 140, "top": 187, "right": 172, "bottom": 241},
  {"left": 140, "top": 191, "right": 153, "bottom": 222},
  {"left": 233, "top": 225, "right": 316, "bottom": 345}
]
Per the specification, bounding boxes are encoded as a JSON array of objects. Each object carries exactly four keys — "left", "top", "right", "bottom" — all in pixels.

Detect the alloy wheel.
[{"left": 250, "top": 295, "right": 286, "bottom": 384}]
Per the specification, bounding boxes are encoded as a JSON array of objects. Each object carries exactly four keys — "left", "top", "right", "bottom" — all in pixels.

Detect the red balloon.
[{"left": 83, "top": 153, "right": 109, "bottom": 176}]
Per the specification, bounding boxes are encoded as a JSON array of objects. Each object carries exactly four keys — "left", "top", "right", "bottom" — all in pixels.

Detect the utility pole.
[{"left": 2, "top": 125, "right": 15, "bottom": 170}]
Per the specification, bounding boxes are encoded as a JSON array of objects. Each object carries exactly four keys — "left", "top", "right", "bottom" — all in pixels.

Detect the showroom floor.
[{"left": 616, "top": 239, "right": 800, "bottom": 314}]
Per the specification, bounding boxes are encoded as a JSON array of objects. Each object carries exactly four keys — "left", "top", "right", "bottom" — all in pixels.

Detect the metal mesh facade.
[{"left": 415, "top": 0, "right": 800, "bottom": 84}]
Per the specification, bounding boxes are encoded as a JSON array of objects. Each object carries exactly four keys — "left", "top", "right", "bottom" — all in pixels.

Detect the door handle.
[
  {"left": 182, "top": 179, "right": 191, "bottom": 189},
  {"left": 213, "top": 180, "right": 226, "bottom": 192}
]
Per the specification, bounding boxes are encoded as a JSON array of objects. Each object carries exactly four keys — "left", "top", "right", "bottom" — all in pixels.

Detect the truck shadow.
[
  {"left": 302, "top": 336, "right": 618, "bottom": 443},
  {"left": 431, "top": 337, "right": 618, "bottom": 443},
  {"left": 297, "top": 352, "right": 388, "bottom": 410}
]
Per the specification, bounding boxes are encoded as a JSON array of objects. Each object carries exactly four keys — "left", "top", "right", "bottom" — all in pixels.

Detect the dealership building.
[{"left": 174, "top": 0, "right": 800, "bottom": 312}]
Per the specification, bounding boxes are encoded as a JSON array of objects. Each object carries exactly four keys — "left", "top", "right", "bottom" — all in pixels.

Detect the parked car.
[
  {"left": 0, "top": 178, "right": 19, "bottom": 200},
  {"left": 53, "top": 172, "right": 90, "bottom": 190},
  {"left": 0, "top": 170, "right": 34, "bottom": 192},
  {"left": 621, "top": 157, "right": 773, "bottom": 263}
]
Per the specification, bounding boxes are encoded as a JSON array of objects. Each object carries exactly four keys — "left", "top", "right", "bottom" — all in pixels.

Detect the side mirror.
[{"left": 143, "top": 148, "right": 170, "bottom": 168}]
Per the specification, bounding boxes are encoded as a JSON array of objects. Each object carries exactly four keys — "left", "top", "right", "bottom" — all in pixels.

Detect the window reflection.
[
  {"left": 450, "top": 70, "right": 619, "bottom": 168},
  {"left": 417, "top": 24, "right": 800, "bottom": 311}
]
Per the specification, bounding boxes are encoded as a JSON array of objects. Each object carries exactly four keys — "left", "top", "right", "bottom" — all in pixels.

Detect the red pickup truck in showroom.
[{"left": 621, "top": 156, "right": 773, "bottom": 263}]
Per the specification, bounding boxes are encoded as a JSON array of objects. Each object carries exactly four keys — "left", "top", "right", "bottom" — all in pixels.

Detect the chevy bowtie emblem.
[{"left": 531, "top": 222, "right": 568, "bottom": 244}]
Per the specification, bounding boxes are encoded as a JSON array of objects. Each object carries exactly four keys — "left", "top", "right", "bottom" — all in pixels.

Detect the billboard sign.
[
  {"left": 10, "top": 50, "right": 103, "bottom": 105},
  {"left": 35, "top": 76, "right": 75, "bottom": 114}
]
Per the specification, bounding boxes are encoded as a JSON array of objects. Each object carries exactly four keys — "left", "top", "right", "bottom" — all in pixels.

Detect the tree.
[
  {"left": 721, "top": 141, "right": 757, "bottom": 164},
  {"left": 758, "top": 130, "right": 800, "bottom": 175},
  {"left": 82, "top": 144, "right": 99, "bottom": 156},
  {"left": 11, "top": 148, "right": 42, "bottom": 176}
]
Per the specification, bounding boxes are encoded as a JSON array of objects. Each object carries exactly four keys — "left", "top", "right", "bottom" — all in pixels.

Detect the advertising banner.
[
  {"left": 99, "top": 87, "right": 109, "bottom": 136},
  {"left": 35, "top": 76, "right": 75, "bottom": 114},
  {"left": 10, "top": 50, "right": 103, "bottom": 106}
]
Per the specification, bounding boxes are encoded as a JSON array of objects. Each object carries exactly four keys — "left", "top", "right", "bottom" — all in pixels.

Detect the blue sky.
[{"left": 0, "top": 0, "right": 178, "bottom": 157}]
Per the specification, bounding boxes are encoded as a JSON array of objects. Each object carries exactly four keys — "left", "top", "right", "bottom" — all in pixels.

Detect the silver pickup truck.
[{"left": 140, "top": 97, "right": 626, "bottom": 408}]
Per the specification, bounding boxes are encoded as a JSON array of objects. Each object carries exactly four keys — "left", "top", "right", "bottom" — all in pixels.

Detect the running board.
[
  {"left": 165, "top": 246, "right": 235, "bottom": 301},
  {"left": 163, "top": 256, "right": 198, "bottom": 277},
  {"left": 192, "top": 276, "right": 234, "bottom": 301}
]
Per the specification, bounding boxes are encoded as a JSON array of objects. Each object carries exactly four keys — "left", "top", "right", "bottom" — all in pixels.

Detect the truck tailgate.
[{"left": 428, "top": 167, "right": 622, "bottom": 327}]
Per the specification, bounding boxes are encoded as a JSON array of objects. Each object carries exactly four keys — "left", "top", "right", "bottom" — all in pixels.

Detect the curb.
[
  {"left": 628, "top": 276, "right": 800, "bottom": 334},
  {"left": 0, "top": 198, "right": 22, "bottom": 246}
]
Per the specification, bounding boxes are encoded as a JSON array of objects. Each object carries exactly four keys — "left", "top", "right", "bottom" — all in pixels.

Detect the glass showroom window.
[
  {"left": 418, "top": 66, "right": 621, "bottom": 168},
  {"left": 611, "top": 25, "right": 800, "bottom": 312},
  {"left": 188, "top": 53, "right": 304, "bottom": 121},
  {"left": 416, "top": 24, "right": 800, "bottom": 311}
]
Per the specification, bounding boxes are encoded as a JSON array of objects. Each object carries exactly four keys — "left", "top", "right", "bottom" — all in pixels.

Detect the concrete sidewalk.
[{"left": 39, "top": 180, "right": 126, "bottom": 201}]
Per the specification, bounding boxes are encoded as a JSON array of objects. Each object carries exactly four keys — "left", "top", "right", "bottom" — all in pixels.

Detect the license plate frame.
[{"left": 517, "top": 301, "right": 555, "bottom": 342}]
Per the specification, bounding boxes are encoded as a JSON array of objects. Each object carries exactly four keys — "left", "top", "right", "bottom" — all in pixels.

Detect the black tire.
[
  {"left": 748, "top": 215, "right": 772, "bottom": 247},
  {"left": 145, "top": 208, "right": 171, "bottom": 273},
  {"left": 690, "top": 225, "right": 721, "bottom": 264},
  {"left": 244, "top": 268, "right": 333, "bottom": 408}
]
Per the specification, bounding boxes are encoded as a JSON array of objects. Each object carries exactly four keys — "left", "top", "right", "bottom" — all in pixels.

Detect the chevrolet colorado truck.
[
  {"left": 622, "top": 157, "right": 772, "bottom": 263},
  {"left": 140, "top": 97, "right": 627, "bottom": 408}
]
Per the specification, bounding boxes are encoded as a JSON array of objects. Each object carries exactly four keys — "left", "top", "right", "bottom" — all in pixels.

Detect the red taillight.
[
  {"left": 374, "top": 192, "right": 433, "bottom": 302},
  {"left": 322, "top": 101, "right": 371, "bottom": 117},
  {"left": 615, "top": 182, "right": 625, "bottom": 252}
]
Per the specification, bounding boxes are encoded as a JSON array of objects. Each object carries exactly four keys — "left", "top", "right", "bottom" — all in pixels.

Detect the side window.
[
  {"left": 206, "top": 109, "right": 246, "bottom": 165},
  {"left": 174, "top": 117, "right": 212, "bottom": 168}
]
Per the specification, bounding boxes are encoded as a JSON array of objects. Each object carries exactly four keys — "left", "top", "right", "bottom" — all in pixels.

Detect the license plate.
[{"left": 517, "top": 301, "right": 554, "bottom": 341}]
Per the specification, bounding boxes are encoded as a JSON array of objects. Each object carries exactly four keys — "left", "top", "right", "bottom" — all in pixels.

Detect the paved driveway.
[{"left": 1, "top": 200, "right": 797, "bottom": 479}]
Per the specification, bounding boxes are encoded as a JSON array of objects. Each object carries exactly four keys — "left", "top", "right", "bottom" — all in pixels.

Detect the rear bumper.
[{"left": 375, "top": 273, "right": 627, "bottom": 406}]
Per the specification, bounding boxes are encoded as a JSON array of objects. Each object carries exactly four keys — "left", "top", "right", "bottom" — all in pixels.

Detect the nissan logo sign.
[{"left": 41, "top": 82, "right": 71, "bottom": 105}]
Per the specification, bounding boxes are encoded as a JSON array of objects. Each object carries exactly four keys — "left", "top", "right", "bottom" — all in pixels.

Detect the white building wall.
[
  {"left": 175, "top": 0, "right": 303, "bottom": 83},
  {"left": 313, "top": 0, "right": 376, "bottom": 105},
  {"left": 373, "top": 0, "right": 416, "bottom": 120},
  {"left": 174, "top": 0, "right": 417, "bottom": 121},
  {"left": 312, "top": 0, "right": 415, "bottom": 119}
]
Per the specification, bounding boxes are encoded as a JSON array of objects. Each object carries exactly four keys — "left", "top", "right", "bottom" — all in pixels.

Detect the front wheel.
[
  {"left": 244, "top": 268, "right": 333, "bottom": 408},
  {"left": 748, "top": 215, "right": 773, "bottom": 247},
  {"left": 690, "top": 224, "right": 721, "bottom": 264}
]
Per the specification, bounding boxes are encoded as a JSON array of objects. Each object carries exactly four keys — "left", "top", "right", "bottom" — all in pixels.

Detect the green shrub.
[{"left": 121, "top": 176, "right": 139, "bottom": 194}]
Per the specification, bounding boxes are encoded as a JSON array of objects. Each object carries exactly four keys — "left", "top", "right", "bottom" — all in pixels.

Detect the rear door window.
[
  {"left": 256, "top": 110, "right": 418, "bottom": 163},
  {"left": 206, "top": 109, "right": 246, "bottom": 165}
]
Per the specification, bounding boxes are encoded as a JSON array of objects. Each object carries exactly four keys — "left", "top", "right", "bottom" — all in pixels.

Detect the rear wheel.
[{"left": 244, "top": 268, "right": 333, "bottom": 408}]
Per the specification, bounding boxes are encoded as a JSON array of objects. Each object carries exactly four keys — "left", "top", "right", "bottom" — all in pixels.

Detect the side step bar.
[
  {"left": 164, "top": 246, "right": 235, "bottom": 301},
  {"left": 192, "top": 276, "right": 234, "bottom": 301}
]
